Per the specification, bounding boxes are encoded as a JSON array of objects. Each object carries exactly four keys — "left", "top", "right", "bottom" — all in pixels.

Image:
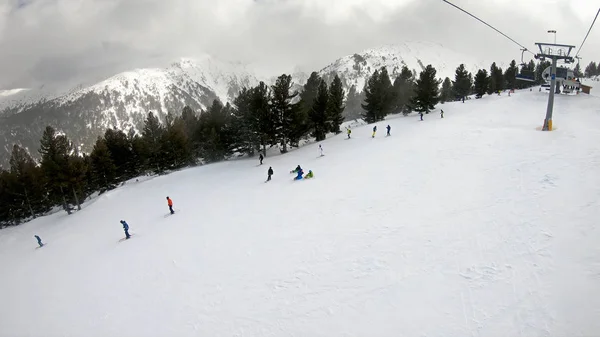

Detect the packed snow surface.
[{"left": 1, "top": 90, "right": 600, "bottom": 337}]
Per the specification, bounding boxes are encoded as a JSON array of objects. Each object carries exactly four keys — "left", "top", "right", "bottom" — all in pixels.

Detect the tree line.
[
  {"left": 581, "top": 61, "right": 600, "bottom": 78},
  {"left": 0, "top": 57, "right": 562, "bottom": 227},
  {"left": 0, "top": 73, "right": 346, "bottom": 226}
]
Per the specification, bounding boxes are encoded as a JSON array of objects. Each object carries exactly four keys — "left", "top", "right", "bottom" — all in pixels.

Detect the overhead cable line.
[
  {"left": 575, "top": 8, "right": 600, "bottom": 58},
  {"left": 441, "top": 0, "right": 535, "bottom": 55}
]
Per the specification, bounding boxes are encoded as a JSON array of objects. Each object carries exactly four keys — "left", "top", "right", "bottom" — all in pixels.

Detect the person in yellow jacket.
[
  {"left": 304, "top": 170, "right": 314, "bottom": 179},
  {"left": 346, "top": 128, "right": 351, "bottom": 139}
]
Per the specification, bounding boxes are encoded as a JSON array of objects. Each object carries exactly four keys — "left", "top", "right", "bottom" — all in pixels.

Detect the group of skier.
[
  {"left": 34, "top": 111, "right": 449, "bottom": 246},
  {"left": 115, "top": 196, "right": 174, "bottom": 240}
]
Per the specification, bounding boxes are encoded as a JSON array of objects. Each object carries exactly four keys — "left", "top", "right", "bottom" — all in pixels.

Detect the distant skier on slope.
[
  {"left": 372, "top": 125, "right": 377, "bottom": 138},
  {"left": 294, "top": 168, "right": 304, "bottom": 180},
  {"left": 166, "top": 196, "right": 174, "bottom": 214},
  {"left": 259, "top": 153, "right": 264, "bottom": 165},
  {"left": 386, "top": 125, "right": 391, "bottom": 136},
  {"left": 267, "top": 166, "right": 273, "bottom": 182},
  {"left": 419, "top": 112, "right": 424, "bottom": 121},
  {"left": 120, "top": 220, "right": 131, "bottom": 239},
  {"left": 290, "top": 165, "right": 302, "bottom": 174},
  {"left": 319, "top": 144, "right": 324, "bottom": 157},
  {"left": 34, "top": 235, "right": 43, "bottom": 248},
  {"left": 347, "top": 128, "right": 351, "bottom": 139},
  {"left": 304, "top": 170, "right": 314, "bottom": 179},
  {"left": 440, "top": 109, "right": 444, "bottom": 118}
]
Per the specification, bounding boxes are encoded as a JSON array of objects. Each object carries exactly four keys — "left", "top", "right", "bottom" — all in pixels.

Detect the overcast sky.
[{"left": 0, "top": 0, "right": 598, "bottom": 90}]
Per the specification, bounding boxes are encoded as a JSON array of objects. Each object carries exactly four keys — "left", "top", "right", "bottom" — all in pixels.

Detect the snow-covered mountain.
[
  {"left": 0, "top": 42, "right": 499, "bottom": 166},
  {"left": 316, "top": 41, "right": 492, "bottom": 91},
  {"left": 0, "top": 55, "right": 259, "bottom": 165}
]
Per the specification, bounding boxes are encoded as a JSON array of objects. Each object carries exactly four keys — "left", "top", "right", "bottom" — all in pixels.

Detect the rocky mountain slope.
[{"left": 0, "top": 42, "right": 494, "bottom": 166}]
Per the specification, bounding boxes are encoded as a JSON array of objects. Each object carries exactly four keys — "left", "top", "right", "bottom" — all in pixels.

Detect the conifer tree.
[
  {"left": 250, "top": 82, "right": 275, "bottom": 156},
  {"left": 584, "top": 61, "right": 598, "bottom": 77},
  {"left": 299, "top": 72, "right": 321, "bottom": 117},
  {"left": 230, "top": 88, "right": 257, "bottom": 155},
  {"left": 345, "top": 85, "right": 364, "bottom": 120},
  {"left": 504, "top": 60, "right": 518, "bottom": 90},
  {"left": 309, "top": 79, "right": 329, "bottom": 141},
  {"left": 9, "top": 144, "right": 45, "bottom": 219},
  {"left": 573, "top": 63, "right": 583, "bottom": 77},
  {"left": 410, "top": 65, "right": 440, "bottom": 114},
  {"left": 271, "top": 74, "right": 301, "bottom": 153},
  {"left": 440, "top": 77, "right": 453, "bottom": 103},
  {"left": 198, "top": 100, "right": 233, "bottom": 162},
  {"left": 391, "top": 65, "right": 415, "bottom": 115},
  {"left": 141, "top": 112, "right": 165, "bottom": 172},
  {"left": 453, "top": 64, "right": 472, "bottom": 100},
  {"left": 89, "top": 137, "right": 116, "bottom": 191},
  {"left": 474, "top": 69, "right": 489, "bottom": 97},
  {"left": 104, "top": 128, "right": 134, "bottom": 179},
  {"left": 38, "top": 126, "right": 74, "bottom": 213},
  {"left": 361, "top": 67, "right": 393, "bottom": 123},
  {"left": 326, "top": 74, "right": 345, "bottom": 134},
  {"left": 161, "top": 114, "right": 193, "bottom": 169},
  {"left": 489, "top": 62, "right": 504, "bottom": 94}
]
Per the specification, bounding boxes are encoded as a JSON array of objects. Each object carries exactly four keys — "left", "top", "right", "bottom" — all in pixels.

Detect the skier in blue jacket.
[
  {"left": 34, "top": 235, "right": 43, "bottom": 247},
  {"left": 120, "top": 220, "right": 131, "bottom": 239},
  {"left": 295, "top": 168, "right": 304, "bottom": 180}
]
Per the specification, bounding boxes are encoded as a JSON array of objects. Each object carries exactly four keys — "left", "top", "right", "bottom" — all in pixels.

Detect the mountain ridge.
[{"left": 0, "top": 41, "right": 502, "bottom": 166}]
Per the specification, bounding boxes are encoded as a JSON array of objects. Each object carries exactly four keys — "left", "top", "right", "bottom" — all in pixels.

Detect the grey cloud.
[{"left": 0, "top": 0, "right": 598, "bottom": 90}]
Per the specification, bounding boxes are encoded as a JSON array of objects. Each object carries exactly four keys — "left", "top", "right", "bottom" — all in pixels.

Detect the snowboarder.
[
  {"left": 347, "top": 128, "right": 351, "bottom": 139},
  {"left": 291, "top": 165, "right": 302, "bottom": 174},
  {"left": 440, "top": 109, "right": 444, "bottom": 118},
  {"left": 319, "top": 144, "right": 324, "bottom": 157},
  {"left": 419, "top": 112, "right": 424, "bottom": 121},
  {"left": 462, "top": 97, "right": 465, "bottom": 103},
  {"left": 372, "top": 125, "right": 377, "bottom": 138},
  {"left": 386, "top": 125, "right": 391, "bottom": 136},
  {"left": 267, "top": 166, "right": 273, "bottom": 182},
  {"left": 34, "top": 235, "right": 43, "bottom": 248},
  {"left": 304, "top": 170, "right": 314, "bottom": 179},
  {"left": 120, "top": 220, "right": 131, "bottom": 239},
  {"left": 295, "top": 168, "right": 304, "bottom": 180},
  {"left": 166, "top": 196, "right": 174, "bottom": 214},
  {"left": 259, "top": 153, "right": 264, "bottom": 165}
]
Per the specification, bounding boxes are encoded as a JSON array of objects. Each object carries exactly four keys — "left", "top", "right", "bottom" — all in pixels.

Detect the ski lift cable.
[
  {"left": 441, "top": 0, "right": 535, "bottom": 55},
  {"left": 574, "top": 8, "right": 600, "bottom": 59}
]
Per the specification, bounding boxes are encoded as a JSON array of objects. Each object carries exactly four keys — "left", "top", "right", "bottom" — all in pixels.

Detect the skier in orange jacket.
[{"left": 166, "top": 196, "right": 174, "bottom": 214}]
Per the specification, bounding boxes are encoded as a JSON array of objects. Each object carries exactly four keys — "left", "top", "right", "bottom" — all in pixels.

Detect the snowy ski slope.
[{"left": 1, "top": 90, "right": 599, "bottom": 337}]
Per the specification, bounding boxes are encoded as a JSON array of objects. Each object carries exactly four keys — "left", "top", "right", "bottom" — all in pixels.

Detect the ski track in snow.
[{"left": 1, "top": 90, "right": 600, "bottom": 337}]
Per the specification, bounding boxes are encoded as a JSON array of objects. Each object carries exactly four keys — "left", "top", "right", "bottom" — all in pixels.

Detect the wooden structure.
[{"left": 580, "top": 84, "right": 592, "bottom": 95}]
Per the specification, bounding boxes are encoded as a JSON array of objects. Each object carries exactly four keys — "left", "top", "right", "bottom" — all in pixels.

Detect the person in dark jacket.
[
  {"left": 372, "top": 125, "right": 377, "bottom": 138},
  {"left": 419, "top": 112, "right": 424, "bottom": 121},
  {"left": 386, "top": 125, "right": 391, "bottom": 136},
  {"left": 259, "top": 153, "right": 264, "bottom": 165},
  {"left": 166, "top": 196, "right": 174, "bottom": 214},
  {"left": 120, "top": 220, "right": 131, "bottom": 239},
  {"left": 440, "top": 109, "right": 444, "bottom": 118},
  {"left": 34, "top": 235, "right": 43, "bottom": 247},
  {"left": 267, "top": 167, "right": 273, "bottom": 182}
]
